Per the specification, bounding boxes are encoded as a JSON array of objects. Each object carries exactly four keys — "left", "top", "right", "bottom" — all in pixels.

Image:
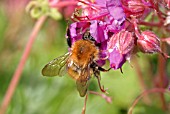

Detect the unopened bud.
[
  {"left": 164, "top": 0, "right": 170, "bottom": 9},
  {"left": 121, "top": 0, "right": 146, "bottom": 18},
  {"left": 137, "top": 31, "right": 161, "bottom": 53}
]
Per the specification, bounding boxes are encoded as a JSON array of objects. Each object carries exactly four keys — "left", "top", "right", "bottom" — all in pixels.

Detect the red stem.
[
  {"left": 133, "top": 58, "right": 151, "bottom": 104},
  {"left": 89, "top": 91, "right": 112, "bottom": 103},
  {"left": 82, "top": 94, "right": 88, "bottom": 114},
  {"left": 50, "top": 1, "right": 78, "bottom": 8},
  {"left": 138, "top": 21, "right": 162, "bottom": 27},
  {"left": 158, "top": 45, "right": 167, "bottom": 110},
  {"left": 128, "top": 88, "right": 169, "bottom": 114},
  {"left": 0, "top": 16, "right": 47, "bottom": 114}
]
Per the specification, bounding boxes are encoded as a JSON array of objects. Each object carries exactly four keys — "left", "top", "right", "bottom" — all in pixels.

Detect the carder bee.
[{"left": 42, "top": 32, "right": 110, "bottom": 97}]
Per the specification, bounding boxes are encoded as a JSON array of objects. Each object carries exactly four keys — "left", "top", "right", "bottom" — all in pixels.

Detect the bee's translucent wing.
[
  {"left": 42, "top": 53, "right": 70, "bottom": 77},
  {"left": 76, "top": 78, "right": 89, "bottom": 97},
  {"left": 76, "top": 67, "right": 91, "bottom": 97}
]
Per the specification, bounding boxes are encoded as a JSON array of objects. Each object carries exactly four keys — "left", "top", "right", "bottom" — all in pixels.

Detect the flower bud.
[
  {"left": 107, "top": 30, "right": 135, "bottom": 69},
  {"left": 164, "top": 0, "right": 170, "bottom": 9},
  {"left": 137, "top": 31, "right": 161, "bottom": 53},
  {"left": 121, "top": 0, "right": 146, "bottom": 18},
  {"left": 164, "top": 11, "right": 170, "bottom": 26}
]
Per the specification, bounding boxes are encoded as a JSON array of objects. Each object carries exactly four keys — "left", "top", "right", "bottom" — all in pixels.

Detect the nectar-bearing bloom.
[
  {"left": 107, "top": 30, "right": 135, "bottom": 69},
  {"left": 73, "top": 0, "right": 126, "bottom": 32},
  {"left": 66, "top": 0, "right": 126, "bottom": 69},
  {"left": 90, "top": 20, "right": 108, "bottom": 43}
]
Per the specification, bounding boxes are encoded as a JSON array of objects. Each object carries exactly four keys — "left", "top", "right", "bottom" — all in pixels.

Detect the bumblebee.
[{"left": 42, "top": 32, "right": 110, "bottom": 97}]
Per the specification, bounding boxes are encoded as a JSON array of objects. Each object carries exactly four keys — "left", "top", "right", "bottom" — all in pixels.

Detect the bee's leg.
[
  {"left": 91, "top": 62, "right": 109, "bottom": 93},
  {"left": 97, "top": 76, "right": 107, "bottom": 93},
  {"left": 94, "top": 70, "right": 107, "bottom": 93},
  {"left": 98, "top": 67, "right": 111, "bottom": 72},
  {"left": 91, "top": 61, "right": 111, "bottom": 72}
]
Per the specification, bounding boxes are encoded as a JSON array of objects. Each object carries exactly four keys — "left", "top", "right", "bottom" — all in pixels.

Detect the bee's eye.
[
  {"left": 67, "top": 37, "right": 72, "bottom": 47},
  {"left": 89, "top": 36, "right": 95, "bottom": 41},
  {"left": 83, "top": 35, "right": 88, "bottom": 40},
  {"left": 83, "top": 32, "right": 95, "bottom": 41}
]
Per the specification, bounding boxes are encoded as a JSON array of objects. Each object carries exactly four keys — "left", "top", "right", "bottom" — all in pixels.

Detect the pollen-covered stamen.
[
  {"left": 72, "top": 14, "right": 89, "bottom": 21},
  {"left": 72, "top": 0, "right": 108, "bottom": 21},
  {"left": 89, "top": 12, "right": 110, "bottom": 20},
  {"left": 71, "top": 9, "right": 89, "bottom": 21},
  {"left": 78, "top": 0, "right": 100, "bottom": 11}
]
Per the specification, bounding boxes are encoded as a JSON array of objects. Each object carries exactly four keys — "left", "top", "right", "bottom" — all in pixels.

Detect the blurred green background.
[{"left": 0, "top": 0, "right": 170, "bottom": 114}]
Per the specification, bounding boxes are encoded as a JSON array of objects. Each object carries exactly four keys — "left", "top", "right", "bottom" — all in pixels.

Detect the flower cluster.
[
  {"left": 50, "top": 0, "right": 169, "bottom": 70},
  {"left": 65, "top": 0, "right": 170, "bottom": 70},
  {"left": 67, "top": 0, "right": 128, "bottom": 69}
]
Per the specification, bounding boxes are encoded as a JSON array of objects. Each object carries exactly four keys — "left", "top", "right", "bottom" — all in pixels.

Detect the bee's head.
[
  {"left": 66, "top": 30, "right": 96, "bottom": 48},
  {"left": 83, "top": 32, "right": 95, "bottom": 42}
]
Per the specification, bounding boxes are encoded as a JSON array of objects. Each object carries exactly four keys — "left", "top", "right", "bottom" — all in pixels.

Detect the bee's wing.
[
  {"left": 76, "top": 66, "right": 91, "bottom": 97},
  {"left": 42, "top": 53, "right": 70, "bottom": 77},
  {"left": 76, "top": 77, "right": 89, "bottom": 97}
]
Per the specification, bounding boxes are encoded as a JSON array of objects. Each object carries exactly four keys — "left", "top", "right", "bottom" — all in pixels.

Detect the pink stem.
[
  {"left": 89, "top": 91, "right": 112, "bottom": 103},
  {"left": 138, "top": 21, "right": 162, "bottom": 27},
  {"left": 158, "top": 45, "right": 167, "bottom": 110},
  {"left": 128, "top": 88, "right": 169, "bottom": 114},
  {"left": 161, "top": 38, "right": 170, "bottom": 42},
  {"left": 82, "top": 94, "right": 88, "bottom": 114},
  {"left": 0, "top": 16, "right": 47, "bottom": 114},
  {"left": 50, "top": 1, "right": 78, "bottom": 8},
  {"left": 133, "top": 58, "right": 151, "bottom": 104}
]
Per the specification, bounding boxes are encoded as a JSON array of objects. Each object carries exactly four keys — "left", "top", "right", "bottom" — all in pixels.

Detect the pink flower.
[
  {"left": 67, "top": 0, "right": 127, "bottom": 68},
  {"left": 49, "top": 0, "right": 78, "bottom": 18},
  {"left": 66, "top": 21, "right": 91, "bottom": 46},
  {"left": 107, "top": 30, "right": 135, "bottom": 69}
]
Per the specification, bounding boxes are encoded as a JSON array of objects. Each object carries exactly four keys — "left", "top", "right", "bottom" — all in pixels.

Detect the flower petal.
[
  {"left": 67, "top": 21, "right": 90, "bottom": 45},
  {"left": 90, "top": 20, "right": 108, "bottom": 43},
  {"left": 107, "top": 30, "right": 135, "bottom": 69}
]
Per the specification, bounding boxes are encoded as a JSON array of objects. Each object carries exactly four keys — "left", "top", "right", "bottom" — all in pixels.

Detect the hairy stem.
[
  {"left": 50, "top": 1, "right": 78, "bottom": 8},
  {"left": 158, "top": 44, "right": 167, "bottom": 110},
  {"left": 128, "top": 88, "right": 169, "bottom": 114},
  {"left": 89, "top": 91, "right": 112, "bottom": 103},
  {"left": 133, "top": 58, "right": 151, "bottom": 104},
  {"left": 82, "top": 94, "right": 88, "bottom": 114},
  {"left": 0, "top": 16, "right": 47, "bottom": 114},
  {"left": 138, "top": 21, "right": 162, "bottom": 27}
]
